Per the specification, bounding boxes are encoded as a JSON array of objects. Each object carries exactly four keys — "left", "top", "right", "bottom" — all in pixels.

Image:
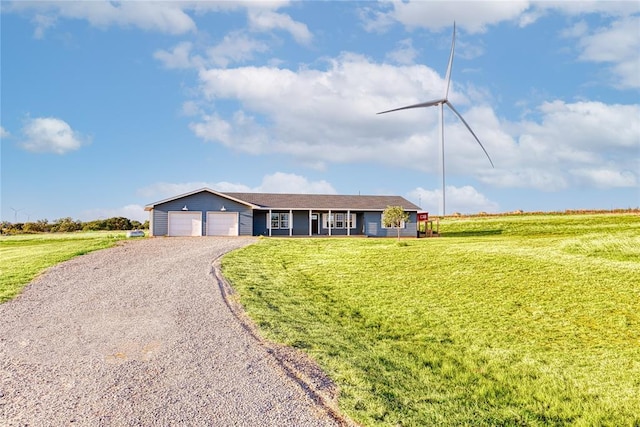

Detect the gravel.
[{"left": 0, "top": 237, "right": 349, "bottom": 426}]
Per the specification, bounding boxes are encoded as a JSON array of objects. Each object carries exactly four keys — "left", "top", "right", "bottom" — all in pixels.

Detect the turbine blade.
[
  {"left": 445, "top": 101, "right": 495, "bottom": 168},
  {"left": 377, "top": 99, "right": 444, "bottom": 115},
  {"left": 443, "top": 22, "right": 456, "bottom": 100}
]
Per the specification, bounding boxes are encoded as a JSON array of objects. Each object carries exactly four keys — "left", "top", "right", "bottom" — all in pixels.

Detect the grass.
[
  {"left": 0, "top": 231, "right": 127, "bottom": 303},
  {"left": 221, "top": 213, "right": 640, "bottom": 426}
]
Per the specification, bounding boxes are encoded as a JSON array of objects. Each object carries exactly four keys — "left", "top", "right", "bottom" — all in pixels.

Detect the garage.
[
  {"left": 207, "top": 212, "right": 239, "bottom": 236},
  {"left": 168, "top": 212, "right": 202, "bottom": 236}
]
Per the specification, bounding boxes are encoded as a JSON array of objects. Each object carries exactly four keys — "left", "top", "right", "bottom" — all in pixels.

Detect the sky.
[{"left": 1, "top": 0, "right": 639, "bottom": 223}]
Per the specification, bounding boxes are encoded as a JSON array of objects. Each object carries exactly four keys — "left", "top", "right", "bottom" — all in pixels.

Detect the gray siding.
[
  {"left": 292, "top": 211, "right": 310, "bottom": 235},
  {"left": 252, "top": 211, "right": 268, "bottom": 236},
  {"left": 252, "top": 210, "right": 315, "bottom": 236},
  {"left": 151, "top": 192, "right": 252, "bottom": 236},
  {"left": 237, "top": 210, "right": 253, "bottom": 236},
  {"left": 363, "top": 212, "right": 417, "bottom": 237}
]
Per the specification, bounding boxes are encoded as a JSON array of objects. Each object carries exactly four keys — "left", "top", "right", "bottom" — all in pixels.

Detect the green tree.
[
  {"left": 382, "top": 205, "right": 410, "bottom": 240},
  {"left": 23, "top": 219, "right": 50, "bottom": 233},
  {"left": 105, "top": 217, "right": 132, "bottom": 230},
  {"left": 82, "top": 219, "right": 106, "bottom": 231},
  {"left": 51, "top": 217, "right": 82, "bottom": 233}
]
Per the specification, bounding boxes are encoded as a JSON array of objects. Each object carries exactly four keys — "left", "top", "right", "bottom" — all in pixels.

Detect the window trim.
[
  {"left": 280, "top": 212, "right": 289, "bottom": 229},
  {"left": 322, "top": 213, "right": 356, "bottom": 229},
  {"left": 380, "top": 213, "right": 406, "bottom": 229},
  {"left": 269, "top": 212, "right": 290, "bottom": 229}
]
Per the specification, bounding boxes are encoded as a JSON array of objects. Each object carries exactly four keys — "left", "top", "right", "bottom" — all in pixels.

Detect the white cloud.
[
  {"left": 154, "top": 35, "right": 271, "bottom": 70},
  {"left": 248, "top": 9, "right": 312, "bottom": 45},
  {"left": 181, "top": 100, "right": 202, "bottom": 116},
  {"left": 573, "top": 15, "right": 640, "bottom": 89},
  {"left": 8, "top": 1, "right": 198, "bottom": 37},
  {"left": 191, "top": 54, "right": 447, "bottom": 171},
  {"left": 561, "top": 20, "right": 589, "bottom": 39},
  {"left": 480, "top": 168, "right": 570, "bottom": 191},
  {"left": 187, "top": 50, "right": 639, "bottom": 192},
  {"left": 570, "top": 168, "right": 637, "bottom": 189},
  {"left": 358, "top": 2, "right": 639, "bottom": 92},
  {"left": 206, "top": 32, "right": 271, "bottom": 68},
  {"left": 386, "top": 38, "right": 418, "bottom": 65},
  {"left": 0, "top": 126, "right": 10, "bottom": 138},
  {"left": 362, "top": 1, "right": 531, "bottom": 33},
  {"left": 533, "top": 101, "right": 639, "bottom": 151},
  {"left": 538, "top": 1, "right": 639, "bottom": 17},
  {"left": 20, "top": 117, "right": 90, "bottom": 154},
  {"left": 478, "top": 100, "right": 640, "bottom": 190},
  {"left": 31, "top": 13, "right": 57, "bottom": 39},
  {"left": 9, "top": 1, "right": 312, "bottom": 47},
  {"left": 360, "top": 1, "right": 638, "bottom": 34},
  {"left": 138, "top": 173, "right": 337, "bottom": 201},
  {"left": 80, "top": 204, "right": 147, "bottom": 223},
  {"left": 358, "top": 3, "right": 397, "bottom": 33},
  {"left": 407, "top": 185, "right": 500, "bottom": 214},
  {"left": 254, "top": 172, "right": 336, "bottom": 194},
  {"left": 154, "top": 42, "right": 203, "bottom": 69}
]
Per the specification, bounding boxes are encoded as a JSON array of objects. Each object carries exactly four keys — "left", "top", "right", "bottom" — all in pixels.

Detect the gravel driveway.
[{"left": 0, "top": 237, "right": 347, "bottom": 426}]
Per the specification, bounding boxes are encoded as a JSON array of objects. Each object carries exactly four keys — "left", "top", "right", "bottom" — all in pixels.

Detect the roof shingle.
[{"left": 224, "top": 192, "right": 420, "bottom": 211}]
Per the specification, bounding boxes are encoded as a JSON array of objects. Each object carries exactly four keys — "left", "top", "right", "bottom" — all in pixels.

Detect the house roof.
[
  {"left": 145, "top": 188, "right": 421, "bottom": 211},
  {"left": 224, "top": 192, "right": 421, "bottom": 211},
  {"left": 144, "top": 188, "right": 259, "bottom": 211}
]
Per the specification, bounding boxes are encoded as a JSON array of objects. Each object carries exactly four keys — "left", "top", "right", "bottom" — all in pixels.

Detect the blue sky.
[{"left": 1, "top": 1, "right": 639, "bottom": 223}]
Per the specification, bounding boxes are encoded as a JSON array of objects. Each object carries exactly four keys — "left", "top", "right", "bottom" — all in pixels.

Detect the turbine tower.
[{"left": 378, "top": 22, "right": 494, "bottom": 216}]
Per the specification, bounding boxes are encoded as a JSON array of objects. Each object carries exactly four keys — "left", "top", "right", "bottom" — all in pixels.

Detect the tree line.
[{"left": 1, "top": 217, "right": 148, "bottom": 235}]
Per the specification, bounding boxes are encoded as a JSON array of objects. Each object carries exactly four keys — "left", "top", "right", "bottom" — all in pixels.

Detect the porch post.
[
  {"left": 347, "top": 209, "right": 351, "bottom": 236},
  {"left": 328, "top": 209, "right": 332, "bottom": 236},
  {"left": 289, "top": 209, "right": 293, "bottom": 236},
  {"left": 309, "top": 209, "right": 312, "bottom": 236},
  {"left": 268, "top": 209, "right": 272, "bottom": 237}
]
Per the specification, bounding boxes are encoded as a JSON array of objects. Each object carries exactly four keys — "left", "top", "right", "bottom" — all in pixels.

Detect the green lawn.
[
  {"left": 0, "top": 231, "right": 127, "bottom": 303},
  {"left": 221, "top": 213, "right": 640, "bottom": 426}
]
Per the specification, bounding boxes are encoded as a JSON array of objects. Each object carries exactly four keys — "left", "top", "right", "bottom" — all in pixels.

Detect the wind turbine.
[
  {"left": 378, "top": 22, "right": 494, "bottom": 216},
  {"left": 10, "top": 207, "right": 24, "bottom": 223}
]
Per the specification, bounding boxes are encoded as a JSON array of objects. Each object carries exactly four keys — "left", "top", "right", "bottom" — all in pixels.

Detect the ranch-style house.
[{"left": 144, "top": 188, "right": 421, "bottom": 238}]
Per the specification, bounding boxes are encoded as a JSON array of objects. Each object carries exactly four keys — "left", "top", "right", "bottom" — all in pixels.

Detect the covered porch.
[{"left": 253, "top": 209, "right": 364, "bottom": 237}]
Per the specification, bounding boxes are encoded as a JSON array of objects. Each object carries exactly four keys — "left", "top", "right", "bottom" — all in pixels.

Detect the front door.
[{"left": 311, "top": 214, "right": 319, "bottom": 235}]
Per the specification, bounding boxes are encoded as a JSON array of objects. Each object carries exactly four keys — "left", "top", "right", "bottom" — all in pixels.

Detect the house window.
[
  {"left": 280, "top": 213, "right": 289, "bottom": 229},
  {"left": 269, "top": 212, "right": 290, "bottom": 229},
  {"left": 381, "top": 213, "right": 406, "bottom": 229},
  {"left": 270, "top": 213, "right": 280, "bottom": 229},
  {"left": 322, "top": 213, "right": 357, "bottom": 228}
]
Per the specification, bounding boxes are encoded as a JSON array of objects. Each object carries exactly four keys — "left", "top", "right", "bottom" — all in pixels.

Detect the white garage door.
[
  {"left": 207, "top": 212, "right": 239, "bottom": 236},
  {"left": 168, "top": 212, "right": 202, "bottom": 236}
]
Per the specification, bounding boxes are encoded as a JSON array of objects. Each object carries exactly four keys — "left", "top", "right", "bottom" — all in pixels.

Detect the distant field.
[
  {"left": 221, "top": 213, "right": 640, "bottom": 426},
  {"left": 0, "top": 232, "right": 127, "bottom": 302}
]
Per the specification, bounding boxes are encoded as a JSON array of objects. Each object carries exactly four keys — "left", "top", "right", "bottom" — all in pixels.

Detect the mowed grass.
[
  {"left": 0, "top": 232, "right": 127, "bottom": 303},
  {"left": 221, "top": 213, "right": 640, "bottom": 426}
]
